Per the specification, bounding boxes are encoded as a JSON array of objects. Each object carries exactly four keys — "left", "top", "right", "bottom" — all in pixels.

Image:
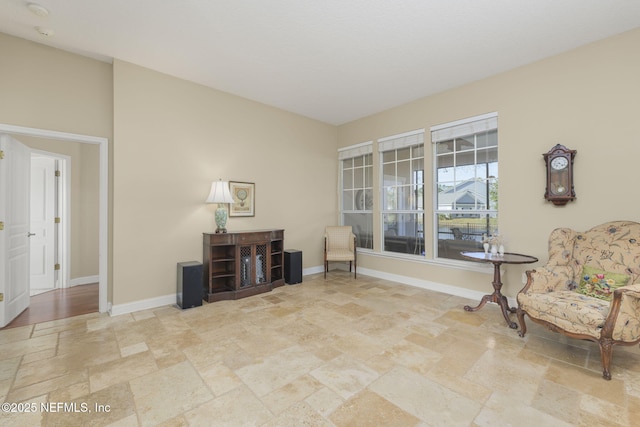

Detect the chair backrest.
[
  {"left": 547, "top": 221, "right": 640, "bottom": 284},
  {"left": 325, "top": 226, "right": 353, "bottom": 251}
]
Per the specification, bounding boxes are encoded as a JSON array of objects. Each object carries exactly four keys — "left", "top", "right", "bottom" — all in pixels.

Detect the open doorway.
[{"left": 0, "top": 123, "right": 108, "bottom": 326}]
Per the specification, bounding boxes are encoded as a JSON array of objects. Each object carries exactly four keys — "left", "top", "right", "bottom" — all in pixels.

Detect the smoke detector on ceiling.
[{"left": 27, "top": 3, "right": 50, "bottom": 17}]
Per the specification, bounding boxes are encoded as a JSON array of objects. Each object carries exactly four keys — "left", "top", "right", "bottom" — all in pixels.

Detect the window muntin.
[
  {"left": 341, "top": 150, "right": 373, "bottom": 249},
  {"left": 380, "top": 134, "right": 424, "bottom": 256},
  {"left": 433, "top": 114, "right": 498, "bottom": 261}
]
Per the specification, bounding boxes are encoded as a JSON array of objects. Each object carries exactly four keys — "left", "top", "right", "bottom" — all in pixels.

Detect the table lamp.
[{"left": 205, "top": 180, "right": 235, "bottom": 233}]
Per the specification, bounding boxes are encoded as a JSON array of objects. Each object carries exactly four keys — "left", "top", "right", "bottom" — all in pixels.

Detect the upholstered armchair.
[
  {"left": 516, "top": 221, "right": 640, "bottom": 380},
  {"left": 324, "top": 226, "right": 357, "bottom": 279}
]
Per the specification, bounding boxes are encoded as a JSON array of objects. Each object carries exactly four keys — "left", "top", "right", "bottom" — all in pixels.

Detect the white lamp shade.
[{"left": 206, "top": 180, "right": 235, "bottom": 204}]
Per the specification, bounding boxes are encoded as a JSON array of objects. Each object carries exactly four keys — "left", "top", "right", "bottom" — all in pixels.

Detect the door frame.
[{"left": 0, "top": 124, "right": 108, "bottom": 313}]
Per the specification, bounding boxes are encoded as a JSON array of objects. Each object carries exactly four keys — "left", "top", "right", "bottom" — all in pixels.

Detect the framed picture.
[{"left": 229, "top": 181, "right": 255, "bottom": 217}]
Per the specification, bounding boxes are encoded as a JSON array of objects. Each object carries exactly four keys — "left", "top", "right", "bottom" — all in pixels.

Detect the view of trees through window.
[
  {"left": 338, "top": 115, "right": 497, "bottom": 264},
  {"left": 434, "top": 125, "right": 498, "bottom": 261}
]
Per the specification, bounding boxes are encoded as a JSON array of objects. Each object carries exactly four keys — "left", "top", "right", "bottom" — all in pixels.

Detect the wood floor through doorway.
[{"left": 2, "top": 283, "right": 99, "bottom": 329}]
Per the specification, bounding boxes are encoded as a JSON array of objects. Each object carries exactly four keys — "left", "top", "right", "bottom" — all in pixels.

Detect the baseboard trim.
[
  {"left": 311, "top": 264, "right": 517, "bottom": 307},
  {"left": 107, "top": 265, "right": 516, "bottom": 317},
  {"left": 303, "top": 265, "right": 324, "bottom": 276},
  {"left": 109, "top": 293, "right": 176, "bottom": 317},
  {"left": 69, "top": 275, "right": 100, "bottom": 287}
]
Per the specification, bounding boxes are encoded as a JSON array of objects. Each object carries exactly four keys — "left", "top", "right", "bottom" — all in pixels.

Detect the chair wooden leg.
[
  {"left": 324, "top": 261, "right": 327, "bottom": 279},
  {"left": 516, "top": 308, "right": 527, "bottom": 337},
  {"left": 599, "top": 339, "right": 613, "bottom": 380}
]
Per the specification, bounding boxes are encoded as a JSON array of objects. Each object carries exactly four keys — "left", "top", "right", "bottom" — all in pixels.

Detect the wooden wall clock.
[{"left": 543, "top": 144, "right": 576, "bottom": 206}]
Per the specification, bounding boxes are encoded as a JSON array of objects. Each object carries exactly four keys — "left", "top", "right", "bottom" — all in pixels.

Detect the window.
[
  {"left": 378, "top": 130, "right": 425, "bottom": 256},
  {"left": 340, "top": 142, "right": 373, "bottom": 249},
  {"left": 432, "top": 113, "right": 498, "bottom": 261}
]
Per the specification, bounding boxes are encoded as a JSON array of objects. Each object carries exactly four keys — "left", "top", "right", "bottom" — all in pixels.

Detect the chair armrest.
[
  {"left": 518, "top": 265, "right": 577, "bottom": 294},
  {"left": 349, "top": 233, "right": 356, "bottom": 251},
  {"left": 605, "top": 283, "right": 640, "bottom": 341}
]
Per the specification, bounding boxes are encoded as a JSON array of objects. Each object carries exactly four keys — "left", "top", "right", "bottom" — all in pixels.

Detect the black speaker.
[
  {"left": 284, "top": 249, "right": 302, "bottom": 284},
  {"left": 177, "top": 261, "right": 203, "bottom": 309}
]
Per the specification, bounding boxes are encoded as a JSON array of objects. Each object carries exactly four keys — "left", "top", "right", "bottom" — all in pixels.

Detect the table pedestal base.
[
  {"left": 460, "top": 251, "right": 537, "bottom": 328},
  {"left": 464, "top": 291, "right": 518, "bottom": 329}
]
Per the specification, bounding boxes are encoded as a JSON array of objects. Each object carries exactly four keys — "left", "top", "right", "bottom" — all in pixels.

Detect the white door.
[
  {"left": 0, "top": 134, "right": 31, "bottom": 327},
  {"left": 30, "top": 155, "right": 56, "bottom": 294}
]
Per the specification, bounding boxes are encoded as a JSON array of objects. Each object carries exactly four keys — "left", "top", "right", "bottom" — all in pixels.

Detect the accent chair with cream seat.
[
  {"left": 324, "top": 226, "right": 357, "bottom": 279},
  {"left": 516, "top": 221, "right": 640, "bottom": 380}
]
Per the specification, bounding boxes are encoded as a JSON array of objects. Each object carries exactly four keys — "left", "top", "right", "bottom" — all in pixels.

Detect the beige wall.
[
  {"left": 0, "top": 33, "right": 111, "bottom": 285},
  {"left": 112, "top": 60, "right": 337, "bottom": 305},
  {"left": 338, "top": 28, "right": 640, "bottom": 297},
  {"left": 3, "top": 27, "right": 639, "bottom": 308},
  {"left": 0, "top": 33, "right": 113, "bottom": 136}
]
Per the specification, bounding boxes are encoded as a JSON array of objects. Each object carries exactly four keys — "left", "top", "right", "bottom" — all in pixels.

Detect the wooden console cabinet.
[{"left": 203, "top": 229, "right": 284, "bottom": 302}]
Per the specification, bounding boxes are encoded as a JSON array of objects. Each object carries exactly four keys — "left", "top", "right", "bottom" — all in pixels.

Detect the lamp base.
[{"left": 215, "top": 205, "right": 229, "bottom": 234}]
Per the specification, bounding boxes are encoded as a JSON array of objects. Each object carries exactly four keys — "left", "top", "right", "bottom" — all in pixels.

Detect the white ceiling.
[{"left": 2, "top": 1, "right": 639, "bottom": 125}]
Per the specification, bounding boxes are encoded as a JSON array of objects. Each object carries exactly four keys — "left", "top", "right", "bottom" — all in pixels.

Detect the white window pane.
[
  {"left": 383, "top": 187, "right": 396, "bottom": 210},
  {"left": 365, "top": 165, "right": 373, "bottom": 187},
  {"left": 343, "top": 168, "right": 353, "bottom": 190},
  {"left": 354, "top": 168, "right": 364, "bottom": 188},
  {"left": 432, "top": 114, "right": 498, "bottom": 261},
  {"left": 397, "top": 160, "right": 411, "bottom": 184},
  {"left": 397, "top": 147, "right": 411, "bottom": 161},
  {"left": 477, "top": 146, "right": 498, "bottom": 165},
  {"left": 383, "top": 163, "right": 397, "bottom": 185},
  {"left": 437, "top": 153, "right": 454, "bottom": 169},
  {"left": 437, "top": 140, "right": 454, "bottom": 154},
  {"left": 341, "top": 152, "right": 375, "bottom": 249},
  {"left": 364, "top": 153, "right": 373, "bottom": 166},
  {"left": 476, "top": 130, "right": 497, "bottom": 148},
  {"left": 383, "top": 151, "right": 395, "bottom": 162},
  {"left": 383, "top": 213, "right": 424, "bottom": 255},
  {"left": 343, "top": 190, "right": 354, "bottom": 210},
  {"left": 456, "top": 137, "right": 474, "bottom": 152},
  {"left": 412, "top": 185, "right": 424, "bottom": 210},
  {"left": 343, "top": 212, "right": 373, "bottom": 249},
  {"left": 456, "top": 150, "right": 476, "bottom": 167},
  {"left": 436, "top": 213, "right": 496, "bottom": 261},
  {"left": 412, "top": 158, "right": 424, "bottom": 178}
]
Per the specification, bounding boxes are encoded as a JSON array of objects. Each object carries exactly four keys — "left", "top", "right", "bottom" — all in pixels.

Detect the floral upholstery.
[{"left": 517, "top": 221, "right": 640, "bottom": 380}]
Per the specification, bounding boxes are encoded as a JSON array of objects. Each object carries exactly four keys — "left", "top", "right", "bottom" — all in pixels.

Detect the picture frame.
[{"left": 229, "top": 181, "right": 255, "bottom": 217}]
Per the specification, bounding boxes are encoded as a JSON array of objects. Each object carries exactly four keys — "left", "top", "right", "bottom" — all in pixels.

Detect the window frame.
[
  {"left": 431, "top": 113, "right": 498, "bottom": 263},
  {"left": 339, "top": 141, "right": 374, "bottom": 250},
  {"left": 378, "top": 129, "right": 425, "bottom": 258}
]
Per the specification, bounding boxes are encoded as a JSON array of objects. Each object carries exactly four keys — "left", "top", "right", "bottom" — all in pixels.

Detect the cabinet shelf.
[
  {"left": 203, "top": 229, "right": 285, "bottom": 302},
  {"left": 211, "top": 272, "right": 235, "bottom": 278}
]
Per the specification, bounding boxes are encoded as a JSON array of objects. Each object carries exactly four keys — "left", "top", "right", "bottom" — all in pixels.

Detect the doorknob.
[{"left": 27, "top": 232, "right": 36, "bottom": 237}]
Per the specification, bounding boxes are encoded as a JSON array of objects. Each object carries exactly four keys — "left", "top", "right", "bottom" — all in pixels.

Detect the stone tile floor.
[{"left": 1, "top": 272, "right": 639, "bottom": 426}]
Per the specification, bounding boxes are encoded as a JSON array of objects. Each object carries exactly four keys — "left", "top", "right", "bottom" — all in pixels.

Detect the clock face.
[{"left": 550, "top": 156, "right": 568, "bottom": 171}]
